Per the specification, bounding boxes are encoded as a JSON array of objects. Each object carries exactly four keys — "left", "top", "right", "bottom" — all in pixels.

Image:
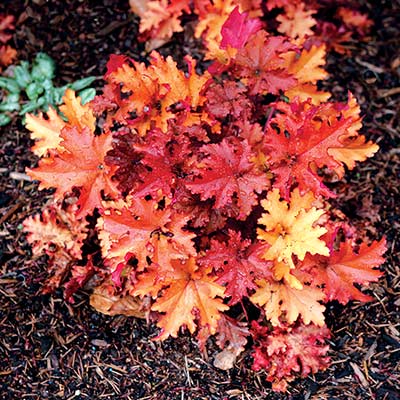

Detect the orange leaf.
[
  {"left": 98, "top": 198, "right": 196, "bottom": 271},
  {"left": 23, "top": 204, "right": 87, "bottom": 260},
  {"left": 0, "top": 44, "right": 16, "bottom": 67},
  {"left": 106, "top": 52, "right": 212, "bottom": 135},
  {"left": 328, "top": 135, "right": 379, "bottom": 172},
  {"left": 133, "top": 0, "right": 190, "bottom": 50},
  {"left": 265, "top": 97, "right": 373, "bottom": 196},
  {"left": 26, "top": 90, "right": 96, "bottom": 157},
  {"left": 337, "top": 7, "right": 373, "bottom": 34},
  {"left": 303, "top": 238, "right": 386, "bottom": 304},
  {"left": 98, "top": 197, "right": 171, "bottom": 269},
  {"left": 23, "top": 204, "right": 88, "bottom": 293},
  {"left": 327, "top": 93, "right": 378, "bottom": 173},
  {"left": 27, "top": 126, "right": 118, "bottom": 218},
  {"left": 129, "top": 0, "right": 148, "bottom": 17},
  {"left": 152, "top": 258, "right": 229, "bottom": 340}
]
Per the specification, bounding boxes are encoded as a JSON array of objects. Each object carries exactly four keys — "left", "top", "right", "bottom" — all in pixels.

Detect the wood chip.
[
  {"left": 377, "top": 87, "right": 400, "bottom": 98},
  {"left": 9, "top": 172, "right": 32, "bottom": 181},
  {"left": 350, "top": 362, "right": 369, "bottom": 388}
]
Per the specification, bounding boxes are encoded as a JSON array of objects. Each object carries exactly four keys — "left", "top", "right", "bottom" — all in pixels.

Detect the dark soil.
[{"left": 0, "top": 1, "right": 399, "bottom": 399}]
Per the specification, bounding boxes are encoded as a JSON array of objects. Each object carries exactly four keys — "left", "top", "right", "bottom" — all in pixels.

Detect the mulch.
[{"left": 0, "top": 1, "right": 399, "bottom": 399}]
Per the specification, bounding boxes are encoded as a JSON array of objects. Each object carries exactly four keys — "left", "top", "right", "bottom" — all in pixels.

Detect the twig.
[{"left": 0, "top": 202, "right": 22, "bottom": 224}]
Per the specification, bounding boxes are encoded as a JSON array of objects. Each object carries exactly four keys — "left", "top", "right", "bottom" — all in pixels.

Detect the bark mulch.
[{"left": 0, "top": 1, "right": 399, "bottom": 399}]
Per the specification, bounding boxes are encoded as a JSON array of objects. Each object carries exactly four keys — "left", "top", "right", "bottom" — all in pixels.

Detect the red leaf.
[
  {"left": 199, "top": 230, "right": 272, "bottom": 305},
  {"left": 220, "top": 6, "right": 262, "bottom": 50},
  {"left": 265, "top": 100, "right": 356, "bottom": 198},
  {"left": 233, "top": 31, "right": 297, "bottom": 95},
  {"left": 205, "top": 81, "right": 252, "bottom": 120},
  {"left": 132, "top": 128, "right": 192, "bottom": 198},
  {"left": 251, "top": 321, "right": 330, "bottom": 392},
  {"left": 216, "top": 314, "right": 249, "bottom": 353},
  {"left": 105, "top": 54, "right": 130, "bottom": 77},
  {"left": 0, "top": 15, "right": 14, "bottom": 43},
  {"left": 104, "top": 128, "right": 146, "bottom": 196},
  {"left": 186, "top": 138, "right": 269, "bottom": 218},
  {"left": 64, "top": 257, "right": 98, "bottom": 303},
  {"left": 303, "top": 238, "right": 386, "bottom": 304}
]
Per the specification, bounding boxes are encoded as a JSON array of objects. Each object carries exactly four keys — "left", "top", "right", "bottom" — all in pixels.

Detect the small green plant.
[{"left": 0, "top": 52, "right": 96, "bottom": 126}]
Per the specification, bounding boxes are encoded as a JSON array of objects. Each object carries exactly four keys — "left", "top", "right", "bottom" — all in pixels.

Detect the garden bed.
[{"left": 0, "top": 1, "right": 399, "bottom": 399}]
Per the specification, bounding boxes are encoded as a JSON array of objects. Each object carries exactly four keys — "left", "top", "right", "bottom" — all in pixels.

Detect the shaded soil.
[{"left": 0, "top": 1, "right": 399, "bottom": 399}]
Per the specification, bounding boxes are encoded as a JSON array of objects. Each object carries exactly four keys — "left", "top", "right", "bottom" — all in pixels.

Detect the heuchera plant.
[{"left": 23, "top": 6, "right": 385, "bottom": 392}]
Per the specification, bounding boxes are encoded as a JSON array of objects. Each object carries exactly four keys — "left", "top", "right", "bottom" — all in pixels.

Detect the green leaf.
[
  {"left": 0, "top": 114, "right": 12, "bottom": 126},
  {"left": 19, "top": 101, "right": 39, "bottom": 115},
  {"left": 78, "top": 88, "right": 96, "bottom": 105},
  {"left": 0, "top": 77, "right": 20, "bottom": 94},
  {"left": 44, "top": 86, "right": 55, "bottom": 107},
  {"left": 13, "top": 61, "right": 31, "bottom": 88},
  {"left": 0, "top": 101, "right": 20, "bottom": 112},
  {"left": 31, "top": 53, "right": 56, "bottom": 81},
  {"left": 36, "top": 96, "right": 46, "bottom": 108},
  {"left": 41, "top": 79, "right": 54, "bottom": 91},
  {"left": 69, "top": 76, "right": 97, "bottom": 91},
  {"left": 54, "top": 85, "right": 68, "bottom": 104},
  {"left": 26, "top": 82, "right": 44, "bottom": 100},
  {"left": 7, "top": 93, "right": 20, "bottom": 103}
]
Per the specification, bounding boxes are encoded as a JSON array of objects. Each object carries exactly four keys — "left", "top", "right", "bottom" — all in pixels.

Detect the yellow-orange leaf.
[
  {"left": 251, "top": 279, "right": 325, "bottom": 326},
  {"left": 284, "top": 45, "right": 330, "bottom": 104},
  {"left": 152, "top": 258, "right": 229, "bottom": 340},
  {"left": 286, "top": 45, "right": 328, "bottom": 83},
  {"left": 328, "top": 93, "right": 378, "bottom": 176},
  {"left": 341, "top": 92, "right": 363, "bottom": 136},
  {"left": 59, "top": 88, "right": 96, "bottom": 133},
  {"left": 139, "top": 0, "right": 170, "bottom": 33},
  {"left": 273, "top": 261, "right": 303, "bottom": 290},
  {"left": 277, "top": 3, "right": 316, "bottom": 41},
  {"left": 257, "top": 189, "right": 329, "bottom": 269},
  {"left": 328, "top": 135, "right": 379, "bottom": 171},
  {"left": 25, "top": 107, "right": 66, "bottom": 156},
  {"left": 285, "top": 84, "right": 331, "bottom": 104}
]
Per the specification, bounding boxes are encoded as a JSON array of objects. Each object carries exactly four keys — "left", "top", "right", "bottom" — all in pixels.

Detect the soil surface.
[{"left": 0, "top": 1, "right": 399, "bottom": 399}]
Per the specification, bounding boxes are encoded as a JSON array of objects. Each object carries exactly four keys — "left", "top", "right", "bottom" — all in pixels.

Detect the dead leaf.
[{"left": 90, "top": 286, "right": 147, "bottom": 318}]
